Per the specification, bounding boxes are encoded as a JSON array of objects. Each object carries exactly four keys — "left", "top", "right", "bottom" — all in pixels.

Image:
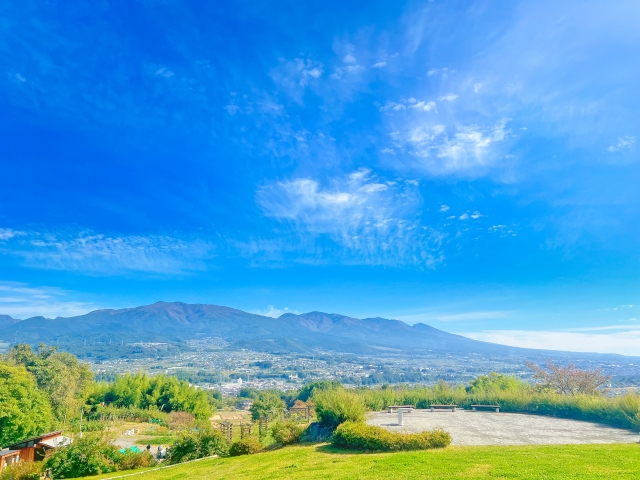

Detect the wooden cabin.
[
  {"left": 4, "top": 431, "right": 69, "bottom": 463},
  {"left": 0, "top": 449, "right": 20, "bottom": 475}
]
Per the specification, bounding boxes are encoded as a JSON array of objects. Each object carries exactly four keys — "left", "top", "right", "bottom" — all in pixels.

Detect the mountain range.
[{"left": 0, "top": 301, "right": 625, "bottom": 359}]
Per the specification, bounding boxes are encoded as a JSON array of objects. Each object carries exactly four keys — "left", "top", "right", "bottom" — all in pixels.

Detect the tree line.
[{"left": 0, "top": 344, "right": 216, "bottom": 446}]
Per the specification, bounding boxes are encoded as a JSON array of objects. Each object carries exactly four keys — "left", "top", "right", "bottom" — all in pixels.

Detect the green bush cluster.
[
  {"left": 331, "top": 422, "right": 451, "bottom": 451},
  {"left": 168, "top": 427, "right": 229, "bottom": 464},
  {"left": 0, "top": 460, "right": 42, "bottom": 480},
  {"left": 43, "top": 435, "right": 154, "bottom": 479},
  {"left": 229, "top": 437, "right": 263, "bottom": 456},
  {"left": 270, "top": 420, "right": 307, "bottom": 444},
  {"left": 313, "top": 388, "right": 366, "bottom": 430}
]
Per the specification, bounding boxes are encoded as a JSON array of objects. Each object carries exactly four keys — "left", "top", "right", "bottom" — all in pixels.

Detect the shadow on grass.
[{"left": 314, "top": 444, "right": 386, "bottom": 455}]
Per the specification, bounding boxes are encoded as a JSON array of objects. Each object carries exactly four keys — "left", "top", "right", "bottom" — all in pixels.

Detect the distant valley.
[{"left": 2, "top": 301, "right": 639, "bottom": 389}]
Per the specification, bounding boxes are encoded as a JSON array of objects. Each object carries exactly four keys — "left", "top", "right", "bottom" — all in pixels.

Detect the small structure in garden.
[
  {"left": 258, "top": 416, "right": 269, "bottom": 436},
  {"left": 4, "top": 431, "right": 71, "bottom": 463},
  {"left": 0, "top": 430, "right": 72, "bottom": 474},
  {"left": 240, "top": 422, "right": 253, "bottom": 438},
  {"left": 289, "top": 399, "right": 314, "bottom": 421},
  {"left": 0, "top": 449, "right": 20, "bottom": 475},
  {"left": 220, "top": 421, "right": 234, "bottom": 441}
]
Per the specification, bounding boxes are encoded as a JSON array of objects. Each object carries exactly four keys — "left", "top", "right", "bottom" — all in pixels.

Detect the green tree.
[
  {"left": 467, "top": 373, "right": 529, "bottom": 395},
  {"left": 3, "top": 344, "right": 93, "bottom": 421},
  {"left": 313, "top": 388, "right": 365, "bottom": 430},
  {"left": 88, "top": 372, "right": 212, "bottom": 420},
  {"left": 297, "top": 380, "right": 341, "bottom": 402},
  {"left": 0, "top": 364, "right": 53, "bottom": 446},
  {"left": 249, "top": 390, "right": 286, "bottom": 421}
]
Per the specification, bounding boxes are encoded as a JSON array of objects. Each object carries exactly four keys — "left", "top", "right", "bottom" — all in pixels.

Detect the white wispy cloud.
[
  {"left": 251, "top": 305, "right": 297, "bottom": 318},
  {"left": 343, "top": 54, "right": 357, "bottom": 64},
  {"left": 607, "top": 135, "right": 635, "bottom": 152},
  {"left": 439, "top": 205, "right": 450, "bottom": 212},
  {"left": 0, "top": 228, "right": 25, "bottom": 240},
  {"left": 465, "top": 329, "right": 640, "bottom": 357},
  {"left": 380, "top": 98, "right": 437, "bottom": 113},
  {"left": 256, "top": 170, "right": 444, "bottom": 266},
  {"left": 427, "top": 68, "right": 455, "bottom": 77},
  {"left": 399, "top": 120, "right": 511, "bottom": 176},
  {"left": 0, "top": 282, "right": 98, "bottom": 319},
  {"left": 1, "top": 229, "right": 215, "bottom": 274},
  {"left": 331, "top": 64, "right": 365, "bottom": 79},
  {"left": 269, "top": 58, "right": 325, "bottom": 101},
  {"left": 438, "top": 94, "right": 458, "bottom": 101},
  {"left": 154, "top": 66, "right": 174, "bottom": 78},
  {"left": 372, "top": 61, "right": 387, "bottom": 68}
]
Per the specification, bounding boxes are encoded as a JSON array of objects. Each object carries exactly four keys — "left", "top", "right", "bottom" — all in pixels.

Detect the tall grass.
[{"left": 356, "top": 383, "right": 640, "bottom": 430}]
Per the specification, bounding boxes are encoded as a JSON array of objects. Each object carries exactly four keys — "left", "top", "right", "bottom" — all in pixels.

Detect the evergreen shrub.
[
  {"left": 229, "top": 437, "right": 263, "bottom": 456},
  {"left": 313, "top": 388, "right": 366, "bottom": 430},
  {"left": 168, "top": 428, "right": 229, "bottom": 464},
  {"left": 270, "top": 420, "right": 306, "bottom": 444},
  {"left": 331, "top": 422, "right": 451, "bottom": 451}
]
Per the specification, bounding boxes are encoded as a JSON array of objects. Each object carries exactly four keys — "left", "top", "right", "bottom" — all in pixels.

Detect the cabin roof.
[{"left": 5, "top": 431, "right": 63, "bottom": 450}]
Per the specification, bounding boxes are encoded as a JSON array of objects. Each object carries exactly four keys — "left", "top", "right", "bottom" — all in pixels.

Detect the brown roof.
[{"left": 5, "top": 431, "right": 63, "bottom": 450}]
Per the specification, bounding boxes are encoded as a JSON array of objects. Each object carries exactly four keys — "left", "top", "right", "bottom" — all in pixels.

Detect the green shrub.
[
  {"left": 229, "top": 437, "right": 263, "bottom": 456},
  {"left": 271, "top": 420, "right": 306, "bottom": 444},
  {"left": 43, "top": 436, "right": 120, "bottom": 478},
  {"left": 117, "top": 451, "right": 155, "bottom": 470},
  {"left": 331, "top": 422, "right": 451, "bottom": 451},
  {"left": 168, "top": 427, "right": 229, "bottom": 464},
  {"left": 42, "top": 434, "right": 157, "bottom": 478},
  {"left": 0, "top": 461, "right": 42, "bottom": 480},
  {"left": 313, "top": 388, "right": 366, "bottom": 430}
]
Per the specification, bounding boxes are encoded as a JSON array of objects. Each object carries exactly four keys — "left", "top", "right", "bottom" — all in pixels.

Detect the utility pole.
[{"left": 79, "top": 408, "right": 84, "bottom": 438}]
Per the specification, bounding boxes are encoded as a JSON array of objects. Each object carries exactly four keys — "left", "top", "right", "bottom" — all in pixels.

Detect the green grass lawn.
[
  {"left": 81, "top": 443, "right": 640, "bottom": 480},
  {"left": 134, "top": 436, "right": 177, "bottom": 445}
]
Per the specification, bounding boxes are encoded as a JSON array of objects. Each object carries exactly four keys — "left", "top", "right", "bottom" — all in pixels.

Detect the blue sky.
[{"left": 1, "top": 0, "right": 640, "bottom": 355}]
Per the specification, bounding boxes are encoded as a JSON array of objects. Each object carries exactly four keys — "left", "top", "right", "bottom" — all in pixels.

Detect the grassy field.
[{"left": 82, "top": 443, "right": 640, "bottom": 480}]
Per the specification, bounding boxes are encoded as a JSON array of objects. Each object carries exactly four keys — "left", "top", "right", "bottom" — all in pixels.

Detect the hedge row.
[{"left": 331, "top": 422, "right": 451, "bottom": 451}]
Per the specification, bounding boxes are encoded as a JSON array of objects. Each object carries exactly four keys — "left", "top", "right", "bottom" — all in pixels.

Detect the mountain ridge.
[{"left": 0, "top": 301, "right": 632, "bottom": 358}]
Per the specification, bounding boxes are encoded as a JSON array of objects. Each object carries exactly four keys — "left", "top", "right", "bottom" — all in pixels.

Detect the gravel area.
[{"left": 367, "top": 410, "right": 640, "bottom": 446}]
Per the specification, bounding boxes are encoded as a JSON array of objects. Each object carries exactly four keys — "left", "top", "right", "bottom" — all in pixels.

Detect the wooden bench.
[
  {"left": 387, "top": 405, "right": 414, "bottom": 413},
  {"left": 471, "top": 404, "right": 500, "bottom": 412},
  {"left": 429, "top": 404, "right": 457, "bottom": 412}
]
